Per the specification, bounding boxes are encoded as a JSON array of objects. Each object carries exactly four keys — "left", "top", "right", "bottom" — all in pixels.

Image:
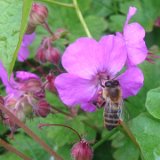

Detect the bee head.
[{"left": 105, "top": 80, "right": 119, "bottom": 88}]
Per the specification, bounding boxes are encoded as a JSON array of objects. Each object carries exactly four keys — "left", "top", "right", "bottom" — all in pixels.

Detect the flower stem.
[
  {"left": 39, "top": 123, "right": 82, "bottom": 141},
  {"left": 50, "top": 106, "right": 73, "bottom": 118},
  {"left": 0, "top": 105, "right": 63, "bottom": 160},
  {"left": 72, "top": 0, "right": 92, "bottom": 38},
  {"left": 40, "top": 0, "right": 74, "bottom": 8},
  {"left": 120, "top": 121, "right": 145, "bottom": 160},
  {"left": 0, "top": 138, "right": 32, "bottom": 160},
  {"left": 42, "top": 21, "right": 54, "bottom": 35},
  {"left": 92, "top": 129, "right": 117, "bottom": 150},
  {"left": 120, "top": 121, "right": 139, "bottom": 148}
]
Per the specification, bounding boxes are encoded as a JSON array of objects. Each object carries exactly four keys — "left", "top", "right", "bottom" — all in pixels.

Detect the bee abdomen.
[{"left": 104, "top": 109, "right": 121, "bottom": 131}]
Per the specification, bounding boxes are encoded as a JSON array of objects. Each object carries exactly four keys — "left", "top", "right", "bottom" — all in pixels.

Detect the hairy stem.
[
  {"left": 0, "top": 105, "right": 63, "bottom": 160},
  {"left": 40, "top": 0, "right": 74, "bottom": 8},
  {"left": 42, "top": 21, "right": 54, "bottom": 35},
  {"left": 50, "top": 106, "right": 73, "bottom": 118},
  {"left": 0, "top": 138, "right": 32, "bottom": 160},
  {"left": 72, "top": 0, "right": 92, "bottom": 38},
  {"left": 39, "top": 123, "right": 81, "bottom": 141}
]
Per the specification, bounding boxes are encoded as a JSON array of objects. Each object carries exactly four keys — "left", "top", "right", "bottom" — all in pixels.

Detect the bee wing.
[{"left": 120, "top": 101, "right": 130, "bottom": 122}]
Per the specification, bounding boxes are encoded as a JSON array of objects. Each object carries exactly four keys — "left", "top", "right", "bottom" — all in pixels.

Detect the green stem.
[
  {"left": 0, "top": 104, "right": 63, "bottom": 160},
  {"left": 120, "top": 121, "right": 145, "bottom": 160},
  {"left": 72, "top": 0, "right": 92, "bottom": 38},
  {"left": 39, "top": 0, "right": 74, "bottom": 8},
  {"left": 120, "top": 121, "right": 139, "bottom": 148},
  {"left": 92, "top": 129, "right": 117, "bottom": 150},
  {"left": 0, "top": 138, "right": 32, "bottom": 160}
]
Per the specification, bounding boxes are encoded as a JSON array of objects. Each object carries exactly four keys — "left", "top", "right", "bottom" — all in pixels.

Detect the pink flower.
[
  {"left": 55, "top": 37, "right": 144, "bottom": 112},
  {"left": 0, "top": 62, "right": 42, "bottom": 98},
  {"left": 115, "top": 6, "right": 148, "bottom": 66},
  {"left": 18, "top": 32, "right": 36, "bottom": 62}
]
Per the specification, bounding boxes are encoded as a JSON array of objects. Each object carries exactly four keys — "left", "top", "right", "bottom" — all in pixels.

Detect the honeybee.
[
  {"left": 102, "top": 80, "right": 123, "bottom": 130},
  {"left": 93, "top": 80, "right": 123, "bottom": 130}
]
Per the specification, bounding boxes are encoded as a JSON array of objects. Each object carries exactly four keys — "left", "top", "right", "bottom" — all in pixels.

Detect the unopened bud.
[
  {"left": 36, "top": 46, "right": 47, "bottom": 63},
  {"left": 71, "top": 139, "right": 93, "bottom": 160},
  {"left": 44, "top": 73, "right": 56, "bottom": 93},
  {"left": 155, "top": 17, "right": 160, "bottom": 27},
  {"left": 26, "top": 3, "right": 48, "bottom": 34},
  {"left": 35, "top": 99, "right": 50, "bottom": 117},
  {"left": 46, "top": 47, "right": 60, "bottom": 65}
]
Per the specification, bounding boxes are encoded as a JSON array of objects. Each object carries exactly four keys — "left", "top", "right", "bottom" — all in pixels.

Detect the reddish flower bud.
[
  {"left": 155, "top": 17, "right": 160, "bottom": 27},
  {"left": 71, "top": 139, "right": 93, "bottom": 160},
  {"left": 36, "top": 46, "right": 47, "bottom": 63},
  {"left": 35, "top": 99, "right": 50, "bottom": 117},
  {"left": 44, "top": 73, "right": 56, "bottom": 93},
  {"left": 26, "top": 3, "right": 48, "bottom": 34},
  {"left": 46, "top": 47, "right": 60, "bottom": 65}
]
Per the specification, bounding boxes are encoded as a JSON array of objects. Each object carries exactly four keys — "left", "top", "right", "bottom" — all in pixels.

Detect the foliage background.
[{"left": 1, "top": 0, "right": 160, "bottom": 160}]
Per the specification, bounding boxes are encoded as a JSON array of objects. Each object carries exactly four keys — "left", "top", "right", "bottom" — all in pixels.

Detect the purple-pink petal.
[
  {"left": 0, "top": 61, "right": 20, "bottom": 96},
  {"left": 22, "top": 32, "right": 36, "bottom": 46},
  {"left": 16, "top": 71, "right": 40, "bottom": 81},
  {"left": 124, "top": 23, "right": 145, "bottom": 44},
  {"left": 62, "top": 37, "right": 107, "bottom": 79},
  {"left": 124, "top": 6, "right": 137, "bottom": 26},
  {"left": 0, "top": 61, "right": 9, "bottom": 87},
  {"left": 54, "top": 73, "right": 98, "bottom": 107},
  {"left": 123, "top": 23, "right": 148, "bottom": 65},
  {"left": 117, "top": 67, "right": 144, "bottom": 98},
  {"left": 18, "top": 46, "right": 30, "bottom": 62},
  {"left": 18, "top": 32, "right": 36, "bottom": 62},
  {"left": 117, "top": 6, "right": 148, "bottom": 66},
  {"left": 81, "top": 102, "right": 96, "bottom": 112},
  {"left": 99, "top": 35, "right": 127, "bottom": 75}
]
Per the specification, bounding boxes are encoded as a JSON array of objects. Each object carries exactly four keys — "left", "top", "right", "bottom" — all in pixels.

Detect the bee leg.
[{"left": 118, "top": 119, "right": 123, "bottom": 125}]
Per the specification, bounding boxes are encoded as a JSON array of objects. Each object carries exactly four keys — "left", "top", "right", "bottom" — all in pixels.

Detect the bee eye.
[
  {"left": 113, "top": 80, "right": 119, "bottom": 86},
  {"left": 105, "top": 81, "right": 112, "bottom": 87}
]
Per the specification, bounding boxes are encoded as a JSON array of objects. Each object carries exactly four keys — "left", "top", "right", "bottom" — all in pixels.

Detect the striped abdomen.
[{"left": 103, "top": 101, "right": 121, "bottom": 131}]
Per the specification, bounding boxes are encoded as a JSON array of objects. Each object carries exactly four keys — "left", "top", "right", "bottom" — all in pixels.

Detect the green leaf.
[
  {"left": 108, "top": 15, "right": 126, "bottom": 32},
  {"left": 145, "top": 87, "right": 160, "bottom": 119},
  {"left": 10, "top": 0, "right": 33, "bottom": 75},
  {"left": 0, "top": 0, "right": 33, "bottom": 75},
  {"left": 130, "top": 113, "right": 160, "bottom": 160},
  {"left": 112, "top": 132, "right": 139, "bottom": 160},
  {"left": 0, "top": 153, "right": 21, "bottom": 160}
]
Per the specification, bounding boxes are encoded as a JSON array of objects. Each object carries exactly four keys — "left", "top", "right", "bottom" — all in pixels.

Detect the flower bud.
[
  {"left": 35, "top": 99, "right": 50, "bottom": 117},
  {"left": 26, "top": 3, "right": 48, "bottom": 34},
  {"left": 71, "top": 139, "right": 93, "bottom": 160},
  {"left": 36, "top": 46, "right": 47, "bottom": 63},
  {"left": 46, "top": 47, "right": 60, "bottom": 65},
  {"left": 44, "top": 73, "right": 56, "bottom": 93},
  {"left": 155, "top": 17, "right": 160, "bottom": 27}
]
